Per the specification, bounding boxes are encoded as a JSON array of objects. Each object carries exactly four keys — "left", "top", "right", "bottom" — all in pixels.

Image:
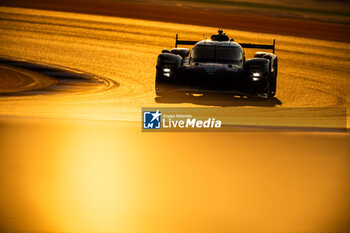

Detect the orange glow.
[
  {"left": 0, "top": 6, "right": 349, "bottom": 233},
  {"left": 0, "top": 118, "right": 349, "bottom": 233}
]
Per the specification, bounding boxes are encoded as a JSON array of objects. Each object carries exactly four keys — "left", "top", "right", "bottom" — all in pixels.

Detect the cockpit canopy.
[{"left": 191, "top": 44, "right": 244, "bottom": 66}]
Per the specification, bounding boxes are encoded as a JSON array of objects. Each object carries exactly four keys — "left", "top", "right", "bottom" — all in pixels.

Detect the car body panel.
[{"left": 156, "top": 30, "right": 277, "bottom": 98}]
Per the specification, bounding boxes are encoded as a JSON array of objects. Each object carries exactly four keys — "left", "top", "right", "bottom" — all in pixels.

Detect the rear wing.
[{"left": 175, "top": 34, "right": 276, "bottom": 54}]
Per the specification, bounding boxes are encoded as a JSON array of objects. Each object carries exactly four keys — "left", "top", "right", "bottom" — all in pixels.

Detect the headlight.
[
  {"left": 163, "top": 68, "right": 171, "bottom": 77},
  {"left": 252, "top": 72, "right": 261, "bottom": 81}
]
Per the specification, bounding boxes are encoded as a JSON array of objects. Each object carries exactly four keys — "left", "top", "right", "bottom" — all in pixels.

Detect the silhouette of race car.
[{"left": 155, "top": 30, "right": 278, "bottom": 98}]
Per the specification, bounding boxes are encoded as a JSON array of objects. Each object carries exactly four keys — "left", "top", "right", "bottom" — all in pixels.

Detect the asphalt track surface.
[
  {"left": 0, "top": 58, "right": 116, "bottom": 95},
  {"left": 0, "top": 64, "right": 57, "bottom": 93},
  {"left": 1, "top": 7, "right": 350, "bottom": 119},
  {"left": 0, "top": 6, "right": 350, "bottom": 233}
]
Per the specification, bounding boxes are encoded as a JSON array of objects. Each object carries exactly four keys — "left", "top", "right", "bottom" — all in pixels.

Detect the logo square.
[{"left": 143, "top": 110, "right": 161, "bottom": 129}]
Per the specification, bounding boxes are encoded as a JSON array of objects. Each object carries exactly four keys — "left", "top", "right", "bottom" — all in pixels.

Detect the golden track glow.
[
  {"left": 0, "top": 119, "right": 349, "bottom": 233},
  {"left": 0, "top": 6, "right": 349, "bottom": 233}
]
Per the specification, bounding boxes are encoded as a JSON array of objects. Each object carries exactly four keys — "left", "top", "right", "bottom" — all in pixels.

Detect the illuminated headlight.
[
  {"left": 252, "top": 72, "right": 261, "bottom": 81},
  {"left": 163, "top": 68, "right": 171, "bottom": 77}
]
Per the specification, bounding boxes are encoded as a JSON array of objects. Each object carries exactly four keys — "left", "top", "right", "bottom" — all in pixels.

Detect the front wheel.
[
  {"left": 155, "top": 70, "right": 174, "bottom": 96},
  {"left": 267, "top": 76, "right": 276, "bottom": 98},
  {"left": 155, "top": 71, "right": 166, "bottom": 96},
  {"left": 269, "top": 58, "right": 278, "bottom": 98},
  {"left": 155, "top": 80, "right": 167, "bottom": 96},
  {"left": 266, "top": 58, "right": 278, "bottom": 98},
  {"left": 266, "top": 75, "right": 276, "bottom": 98}
]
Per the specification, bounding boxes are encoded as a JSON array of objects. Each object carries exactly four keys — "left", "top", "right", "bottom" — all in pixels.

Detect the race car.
[{"left": 155, "top": 30, "right": 278, "bottom": 98}]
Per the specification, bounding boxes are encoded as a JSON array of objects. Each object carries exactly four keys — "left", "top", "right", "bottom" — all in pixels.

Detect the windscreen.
[{"left": 191, "top": 45, "right": 243, "bottom": 65}]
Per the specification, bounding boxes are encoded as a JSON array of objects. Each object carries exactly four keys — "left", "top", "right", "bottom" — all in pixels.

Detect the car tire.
[
  {"left": 155, "top": 71, "right": 169, "bottom": 96},
  {"left": 268, "top": 58, "right": 278, "bottom": 98}
]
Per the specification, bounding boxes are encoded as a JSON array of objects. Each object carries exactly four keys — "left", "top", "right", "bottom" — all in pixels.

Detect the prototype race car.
[{"left": 155, "top": 30, "right": 278, "bottom": 98}]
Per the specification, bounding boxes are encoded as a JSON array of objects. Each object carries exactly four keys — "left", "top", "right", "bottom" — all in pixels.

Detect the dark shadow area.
[
  {"left": 0, "top": 57, "right": 94, "bottom": 80},
  {"left": 155, "top": 91, "right": 282, "bottom": 107},
  {"left": 0, "top": 57, "right": 117, "bottom": 96}
]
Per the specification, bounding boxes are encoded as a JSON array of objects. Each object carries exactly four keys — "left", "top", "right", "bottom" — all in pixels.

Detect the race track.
[
  {"left": 0, "top": 7, "right": 350, "bottom": 120},
  {"left": 0, "top": 64, "right": 57, "bottom": 93},
  {"left": 0, "top": 6, "right": 349, "bottom": 233}
]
